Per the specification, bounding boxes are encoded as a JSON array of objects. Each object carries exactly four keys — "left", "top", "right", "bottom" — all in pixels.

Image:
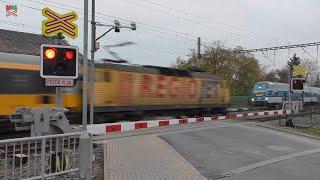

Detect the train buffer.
[{"left": 10, "top": 107, "right": 79, "bottom": 137}]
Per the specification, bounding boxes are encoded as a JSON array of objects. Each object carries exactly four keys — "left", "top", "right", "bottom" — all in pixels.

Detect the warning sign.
[
  {"left": 293, "top": 65, "right": 307, "bottom": 77},
  {"left": 42, "top": 7, "right": 78, "bottom": 39},
  {"left": 45, "top": 79, "right": 74, "bottom": 87}
]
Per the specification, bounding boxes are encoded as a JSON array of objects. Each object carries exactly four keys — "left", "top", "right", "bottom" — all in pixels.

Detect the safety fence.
[
  {"left": 0, "top": 132, "right": 83, "bottom": 180},
  {"left": 230, "top": 96, "right": 251, "bottom": 109}
]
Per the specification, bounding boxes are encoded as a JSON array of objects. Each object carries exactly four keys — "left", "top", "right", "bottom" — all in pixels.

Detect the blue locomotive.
[{"left": 251, "top": 81, "right": 320, "bottom": 106}]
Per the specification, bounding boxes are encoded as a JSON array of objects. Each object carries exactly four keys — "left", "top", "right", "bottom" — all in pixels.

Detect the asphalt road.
[{"left": 160, "top": 123, "right": 320, "bottom": 180}]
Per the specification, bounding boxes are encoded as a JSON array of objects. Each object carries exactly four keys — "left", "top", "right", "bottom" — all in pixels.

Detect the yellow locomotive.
[{"left": 0, "top": 52, "right": 230, "bottom": 123}]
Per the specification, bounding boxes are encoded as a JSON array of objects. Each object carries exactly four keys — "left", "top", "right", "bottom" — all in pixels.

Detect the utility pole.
[
  {"left": 80, "top": 0, "right": 91, "bottom": 179},
  {"left": 82, "top": 0, "right": 89, "bottom": 131},
  {"left": 317, "top": 45, "right": 319, "bottom": 63},
  {"left": 288, "top": 46, "right": 292, "bottom": 113},
  {"left": 197, "top": 37, "right": 201, "bottom": 67},
  {"left": 90, "top": 0, "right": 96, "bottom": 125},
  {"left": 88, "top": 10, "right": 136, "bottom": 125}
]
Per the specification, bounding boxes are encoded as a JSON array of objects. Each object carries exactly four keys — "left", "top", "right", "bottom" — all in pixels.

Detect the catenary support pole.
[
  {"left": 80, "top": 0, "right": 91, "bottom": 179},
  {"left": 317, "top": 45, "right": 319, "bottom": 63},
  {"left": 288, "top": 47, "right": 292, "bottom": 113},
  {"left": 90, "top": 0, "right": 96, "bottom": 125},
  {"left": 88, "top": 0, "right": 96, "bottom": 178},
  {"left": 197, "top": 37, "right": 201, "bottom": 67},
  {"left": 82, "top": 0, "right": 89, "bottom": 131},
  {"left": 273, "top": 50, "right": 276, "bottom": 67}
]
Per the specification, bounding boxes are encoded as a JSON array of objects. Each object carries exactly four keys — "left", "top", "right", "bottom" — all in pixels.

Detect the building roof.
[{"left": 0, "top": 29, "right": 69, "bottom": 56}]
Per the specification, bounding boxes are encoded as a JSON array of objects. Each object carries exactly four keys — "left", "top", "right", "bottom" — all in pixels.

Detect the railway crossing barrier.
[
  {"left": 87, "top": 109, "right": 290, "bottom": 135},
  {"left": 0, "top": 132, "right": 90, "bottom": 179}
]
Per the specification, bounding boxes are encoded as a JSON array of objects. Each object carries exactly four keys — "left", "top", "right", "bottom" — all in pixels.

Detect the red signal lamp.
[
  {"left": 64, "top": 50, "right": 74, "bottom": 61},
  {"left": 44, "top": 48, "right": 57, "bottom": 60}
]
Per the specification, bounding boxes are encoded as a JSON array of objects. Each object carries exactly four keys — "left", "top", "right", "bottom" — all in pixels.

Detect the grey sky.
[{"left": 1, "top": 0, "right": 319, "bottom": 70}]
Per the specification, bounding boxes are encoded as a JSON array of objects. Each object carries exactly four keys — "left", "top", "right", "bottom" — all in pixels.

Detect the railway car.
[
  {"left": 251, "top": 81, "right": 320, "bottom": 107},
  {"left": 0, "top": 51, "right": 230, "bottom": 125}
]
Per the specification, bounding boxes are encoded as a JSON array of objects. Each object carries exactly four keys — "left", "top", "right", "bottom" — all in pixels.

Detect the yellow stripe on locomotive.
[
  {"left": 92, "top": 66, "right": 229, "bottom": 108},
  {"left": 0, "top": 55, "right": 229, "bottom": 118},
  {"left": 0, "top": 61, "right": 81, "bottom": 116}
]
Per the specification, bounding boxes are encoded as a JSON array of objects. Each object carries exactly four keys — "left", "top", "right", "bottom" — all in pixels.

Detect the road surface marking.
[{"left": 220, "top": 148, "right": 320, "bottom": 178}]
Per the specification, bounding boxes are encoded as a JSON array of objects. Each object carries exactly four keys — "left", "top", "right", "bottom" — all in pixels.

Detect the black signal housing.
[{"left": 40, "top": 44, "right": 79, "bottom": 79}]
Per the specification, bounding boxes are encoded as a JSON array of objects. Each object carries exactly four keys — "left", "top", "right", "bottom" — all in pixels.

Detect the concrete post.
[{"left": 79, "top": 131, "right": 91, "bottom": 179}]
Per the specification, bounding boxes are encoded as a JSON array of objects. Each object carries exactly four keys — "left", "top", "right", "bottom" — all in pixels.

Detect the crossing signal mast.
[
  {"left": 40, "top": 44, "right": 79, "bottom": 86},
  {"left": 41, "top": 44, "right": 78, "bottom": 79},
  {"left": 291, "top": 78, "right": 305, "bottom": 92}
]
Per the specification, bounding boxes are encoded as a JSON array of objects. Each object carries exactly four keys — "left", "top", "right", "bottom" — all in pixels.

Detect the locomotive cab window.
[
  {"left": 104, "top": 71, "right": 111, "bottom": 82},
  {"left": 94, "top": 71, "right": 111, "bottom": 82}
]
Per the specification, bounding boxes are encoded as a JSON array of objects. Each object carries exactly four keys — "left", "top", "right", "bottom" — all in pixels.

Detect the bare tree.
[{"left": 301, "top": 59, "right": 320, "bottom": 86}]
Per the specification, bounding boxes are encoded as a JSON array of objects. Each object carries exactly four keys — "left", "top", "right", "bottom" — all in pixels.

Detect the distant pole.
[
  {"left": 55, "top": 32, "right": 64, "bottom": 108},
  {"left": 288, "top": 46, "right": 292, "bottom": 112},
  {"left": 90, "top": 0, "right": 96, "bottom": 125},
  {"left": 273, "top": 50, "right": 276, "bottom": 67},
  {"left": 317, "top": 45, "right": 319, "bottom": 63},
  {"left": 197, "top": 37, "right": 201, "bottom": 67}
]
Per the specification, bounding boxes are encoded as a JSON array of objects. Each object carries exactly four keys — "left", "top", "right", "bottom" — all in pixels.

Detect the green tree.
[
  {"left": 172, "top": 42, "right": 264, "bottom": 96},
  {"left": 263, "top": 68, "right": 289, "bottom": 83},
  {"left": 287, "top": 53, "right": 301, "bottom": 76}
]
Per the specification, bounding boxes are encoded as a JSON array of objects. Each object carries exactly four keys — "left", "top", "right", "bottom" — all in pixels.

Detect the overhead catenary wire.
[
  {"left": 20, "top": 0, "right": 210, "bottom": 47},
  {"left": 136, "top": 0, "right": 249, "bottom": 31},
  {"left": 1, "top": 20, "right": 189, "bottom": 57},
  {"left": 119, "top": 0, "right": 250, "bottom": 38},
  {"left": 119, "top": 0, "right": 259, "bottom": 44},
  {"left": 241, "top": 42, "right": 320, "bottom": 53},
  {"left": 2, "top": 0, "right": 201, "bottom": 55},
  {"left": 26, "top": 0, "right": 242, "bottom": 47},
  {"left": 29, "top": 0, "right": 204, "bottom": 40},
  {"left": 300, "top": 47, "right": 317, "bottom": 61}
]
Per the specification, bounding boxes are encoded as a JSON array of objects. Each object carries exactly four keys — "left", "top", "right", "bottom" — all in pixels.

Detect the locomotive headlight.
[
  {"left": 265, "top": 97, "right": 269, "bottom": 101},
  {"left": 251, "top": 98, "right": 254, "bottom": 101}
]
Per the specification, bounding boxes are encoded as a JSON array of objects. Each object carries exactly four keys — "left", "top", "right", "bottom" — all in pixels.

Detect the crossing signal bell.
[
  {"left": 40, "top": 44, "right": 79, "bottom": 79},
  {"left": 291, "top": 78, "right": 305, "bottom": 91}
]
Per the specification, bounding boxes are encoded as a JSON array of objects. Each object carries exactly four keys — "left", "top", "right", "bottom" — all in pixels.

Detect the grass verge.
[{"left": 281, "top": 125, "right": 320, "bottom": 137}]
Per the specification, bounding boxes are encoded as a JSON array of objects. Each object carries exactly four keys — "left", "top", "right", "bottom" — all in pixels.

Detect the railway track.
[
  {"left": 1, "top": 104, "right": 319, "bottom": 140},
  {"left": 1, "top": 109, "right": 319, "bottom": 158}
]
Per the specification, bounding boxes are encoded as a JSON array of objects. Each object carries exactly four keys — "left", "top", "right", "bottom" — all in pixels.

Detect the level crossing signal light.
[
  {"left": 291, "top": 78, "right": 305, "bottom": 91},
  {"left": 40, "top": 44, "right": 79, "bottom": 79}
]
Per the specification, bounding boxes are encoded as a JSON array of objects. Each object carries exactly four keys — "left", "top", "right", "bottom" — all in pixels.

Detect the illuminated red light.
[
  {"left": 44, "top": 48, "right": 57, "bottom": 60},
  {"left": 64, "top": 50, "right": 74, "bottom": 61}
]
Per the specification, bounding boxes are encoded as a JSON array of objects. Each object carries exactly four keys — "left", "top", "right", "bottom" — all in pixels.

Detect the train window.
[
  {"left": 41, "top": 95, "right": 51, "bottom": 104},
  {"left": 273, "top": 91, "right": 278, "bottom": 96},
  {"left": 104, "top": 71, "right": 111, "bottom": 82},
  {"left": 93, "top": 72, "right": 103, "bottom": 82}
]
